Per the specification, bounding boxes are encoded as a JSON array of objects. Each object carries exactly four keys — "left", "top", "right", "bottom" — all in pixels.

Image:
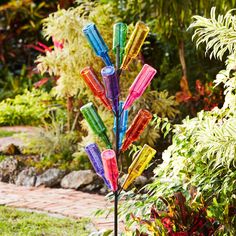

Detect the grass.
[
  {"left": 0, "top": 130, "right": 17, "bottom": 138},
  {"left": 0, "top": 206, "right": 91, "bottom": 236},
  {"left": 0, "top": 155, "right": 7, "bottom": 162}
]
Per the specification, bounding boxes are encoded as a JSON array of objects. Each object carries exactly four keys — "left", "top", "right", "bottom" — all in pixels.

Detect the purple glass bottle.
[
  {"left": 101, "top": 66, "right": 120, "bottom": 114},
  {"left": 85, "top": 143, "right": 111, "bottom": 189}
]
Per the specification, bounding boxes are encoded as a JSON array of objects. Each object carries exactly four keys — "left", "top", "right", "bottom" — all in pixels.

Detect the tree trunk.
[
  {"left": 176, "top": 39, "right": 192, "bottom": 102},
  {"left": 59, "top": 0, "right": 74, "bottom": 9},
  {"left": 66, "top": 96, "right": 73, "bottom": 131},
  {"left": 178, "top": 39, "right": 187, "bottom": 78}
]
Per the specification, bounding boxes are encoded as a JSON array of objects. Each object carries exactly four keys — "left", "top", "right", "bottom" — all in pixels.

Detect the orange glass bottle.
[
  {"left": 121, "top": 109, "right": 152, "bottom": 152},
  {"left": 80, "top": 67, "right": 112, "bottom": 110}
]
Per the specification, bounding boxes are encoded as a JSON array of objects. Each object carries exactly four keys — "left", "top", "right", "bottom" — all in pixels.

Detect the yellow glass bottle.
[
  {"left": 122, "top": 144, "right": 156, "bottom": 190},
  {"left": 121, "top": 21, "right": 149, "bottom": 70}
]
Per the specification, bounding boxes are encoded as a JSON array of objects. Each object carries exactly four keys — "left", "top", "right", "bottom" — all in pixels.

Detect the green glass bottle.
[
  {"left": 113, "top": 22, "right": 127, "bottom": 68},
  {"left": 80, "top": 102, "right": 112, "bottom": 148}
]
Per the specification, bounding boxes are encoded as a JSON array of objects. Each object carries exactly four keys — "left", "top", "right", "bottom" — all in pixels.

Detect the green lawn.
[
  {"left": 0, "top": 130, "right": 17, "bottom": 138},
  {"left": 0, "top": 206, "right": 91, "bottom": 236}
]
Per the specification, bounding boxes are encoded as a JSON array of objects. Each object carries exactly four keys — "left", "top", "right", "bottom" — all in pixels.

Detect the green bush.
[{"left": 0, "top": 89, "right": 57, "bottom": 126}]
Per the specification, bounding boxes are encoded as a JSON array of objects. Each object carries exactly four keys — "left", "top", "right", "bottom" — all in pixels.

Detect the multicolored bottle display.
[{"left": 82, "top": 22, "right": 157, "bottom": 195}]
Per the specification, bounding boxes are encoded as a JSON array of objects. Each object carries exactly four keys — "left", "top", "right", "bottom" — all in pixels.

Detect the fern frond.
[
  {"left": 195, "top": 116, "right": 236, "bottom": 169},
  {"left": 189, "top": 7, "right": 236, "bottom": 60}
]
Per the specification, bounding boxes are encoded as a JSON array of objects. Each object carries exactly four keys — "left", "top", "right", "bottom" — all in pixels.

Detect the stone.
[
  {"left": 99, "top": 186, "right": 109, "bottom": 195},
  {"left": 1, "top": 144, "right": 21, "bottom": 155},
  {"left": 149, "top": 177, "right": 156, "bottom": 183},
  {"left": 61, "top": 170, "right": 96, "bottom": 189},
  {"left": 80, "top": 177, "right": 103, "bottom": 192},
  {"left": 0, "top": 157, "right": 21, "bottom": 183},
  {"left": 16, "top": 167, "right": 37, "bottom": 187},
  {"left": 134, "top": 175, "right": 148, "bottom": 186},
  {"left": 35, "top": 168, "right": 66, "bottom": 187}
]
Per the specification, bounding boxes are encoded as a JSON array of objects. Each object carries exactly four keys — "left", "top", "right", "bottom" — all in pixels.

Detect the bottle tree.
[{"left": 80, "top": 21, "right": 158, "bottom": 235}]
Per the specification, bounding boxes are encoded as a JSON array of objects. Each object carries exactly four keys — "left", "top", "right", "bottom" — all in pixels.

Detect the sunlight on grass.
[
  {"left": 0, "top": 206, "right": 91, "bottom": 236},
  {"left": 0, "top": 130, "right": 17, "bottom": 138}
]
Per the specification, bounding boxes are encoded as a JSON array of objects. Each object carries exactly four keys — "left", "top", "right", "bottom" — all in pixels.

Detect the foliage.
[
  {"left": 89, "top": 229, "right": 113, "bottom": 236},
  {"left": 0, "top": 65, "right": 47, "bottom": 100},
  {"left": 22, "top": 115, "right": 91, "bottom": 172},
  {"left": 190, "top": 7, "right": 236, "bottom": 60},
  {"left": 135, "top": 90, "right": 179, "bottom": 148},
  {"left": 0, "top": 206, "right": 90, "bottom": 236},
  {"left": 177, "top": 79, "right": 223, "bottom": 117},
  {"left": 0, "top": 0, "right": 58, "bottom": 69},
  {"left": 113, "top": 0, "right": 235, "bottom": 36},
  {"left": 0, "top": 155, "right": 7, "bottom": 162},
  {"left": 130, "top": 192, "right": 220, "bottom": 236},
  {"left": 0, "top": 0, "right": 72, "bottom": 100},
  {"left": 0, "top": 89, "right": 57, "bottom": 126},
  {"left": 119, "top": 8, "right": 236, "bottom": 235},
  {"left": 189, "top": 7, "right": 236, "bottom": 111}
]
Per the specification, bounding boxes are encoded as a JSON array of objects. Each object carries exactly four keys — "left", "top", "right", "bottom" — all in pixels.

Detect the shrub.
[
  {"left": 0, "top": 89, "right": 58, "bottom": 126},
  {"left": 21, "top": 112, "right": 91, "bottom": 172},
  {"left": 130, "top": 192, "right": 220, "bottom": 235}
]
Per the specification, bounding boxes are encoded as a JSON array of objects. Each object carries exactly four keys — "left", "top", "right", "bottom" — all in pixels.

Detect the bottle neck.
[
  {"left": 100, "top": 94, "right": 112, "bottom": 110},
  {"left": 123, "top": 93, "right": 135, "bottom": 110},
  {"left": 123, "top": 173, "right": 136, "bottom": 190},
  {"left": 100, "top": 133, "right": 112, "bottom": 149},
  {"left": 112, "top": 97, "right": 119, "bottom": 114},
  {"left": 121, "top": 137, "right": 131, "bottom": 152},
  {"left": 101, "top": 52, "right": 113, "bottom": 66},
  {"left": 121, "top": 55, "right": 132, "bottom": 70},
  {"left": 100, "top": 174, "right": 111, "bottom": 190}
]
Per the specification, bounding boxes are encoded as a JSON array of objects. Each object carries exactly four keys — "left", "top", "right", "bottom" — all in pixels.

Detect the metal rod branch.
[{"left": 114, "top": 44, "right": 121, "bottom": 236}]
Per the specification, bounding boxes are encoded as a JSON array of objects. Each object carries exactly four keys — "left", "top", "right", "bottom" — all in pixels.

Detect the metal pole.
[
  {"left": 114, "top": 45, "right": 120, "bottom": 236},
  {"left": 114, "top": 190, "right": 118, "bottom": 236}
]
